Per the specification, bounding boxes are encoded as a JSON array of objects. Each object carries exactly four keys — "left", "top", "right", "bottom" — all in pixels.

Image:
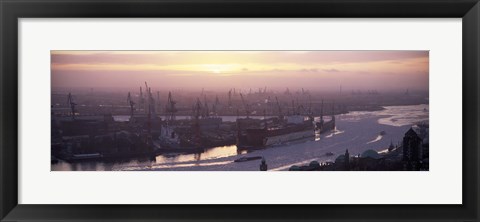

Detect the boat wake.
[
  {"left": 324, "top": 129, "right": 345, "bottom": 138},
  {"left": 366, "top": 135, "right": 383, "bottom": 144}
]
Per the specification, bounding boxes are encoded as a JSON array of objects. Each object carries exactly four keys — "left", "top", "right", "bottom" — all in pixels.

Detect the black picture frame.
[{"left": 1, "top": 0, "right": 479, "bottom": 221}]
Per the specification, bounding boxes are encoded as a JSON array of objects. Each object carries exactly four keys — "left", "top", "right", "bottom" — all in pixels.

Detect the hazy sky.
[{"left": 51, "top": 51, "right": 428, "bottom": 91}]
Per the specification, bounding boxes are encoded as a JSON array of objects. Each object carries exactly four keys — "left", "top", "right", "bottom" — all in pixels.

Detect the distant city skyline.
[{"left": 51, "top": 51, "right": 429, "bottom": 91}]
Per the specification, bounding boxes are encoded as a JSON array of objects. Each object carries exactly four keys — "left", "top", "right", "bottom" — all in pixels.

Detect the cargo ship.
[{"left": 236, "top": 115, "right": 315, "bottom": 149}]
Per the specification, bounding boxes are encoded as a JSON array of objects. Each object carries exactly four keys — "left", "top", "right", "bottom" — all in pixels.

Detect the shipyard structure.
[{"left": 51, "top": 85, "right": 338, "bottom": 163}]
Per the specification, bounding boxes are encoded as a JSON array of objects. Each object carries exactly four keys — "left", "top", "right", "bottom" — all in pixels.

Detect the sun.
[{"left": 201, "top": 64, "right": 238, "bottom": 75}]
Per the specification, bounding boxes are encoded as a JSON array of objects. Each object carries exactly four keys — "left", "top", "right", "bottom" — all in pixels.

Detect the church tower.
[{"left": 344, "top": 149, "right": 350, "bottom": 171}]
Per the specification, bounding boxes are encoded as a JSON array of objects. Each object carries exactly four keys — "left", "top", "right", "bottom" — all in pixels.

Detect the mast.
[
  {"left": 331, "top": 100, "right": 336, "bottom": 130},
  {"left": 332, "top": 101, "right": 335, "bottom": 120}
]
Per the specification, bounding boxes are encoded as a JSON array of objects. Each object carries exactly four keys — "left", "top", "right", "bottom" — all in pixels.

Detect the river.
[{"left": 51, "top": 104, "right": 428, "bottom": 171}]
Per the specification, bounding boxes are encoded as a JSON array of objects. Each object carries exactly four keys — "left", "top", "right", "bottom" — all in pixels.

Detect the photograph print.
[{"left": 51, "top": 51, "right": 429, "bottom": 171}]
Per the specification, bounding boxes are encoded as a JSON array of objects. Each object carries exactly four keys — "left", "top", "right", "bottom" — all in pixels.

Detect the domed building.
[
  {"left": 360, "top": 149, "right": 382, "bottom": 160},
  {"left": 335, "top": 154, "right": 346, "bottom": 163},
  {"left": 289, "top": 165, "right": 301, "bottom": 171},
  {"left": 354, "top": 149, "right": 387, "bottom": 170},
  {"left": 334, "top": 149, "right": 351, "bottom": 170},
  {"left": 309, "top": 161, "right": 320, "bottom": 169}
]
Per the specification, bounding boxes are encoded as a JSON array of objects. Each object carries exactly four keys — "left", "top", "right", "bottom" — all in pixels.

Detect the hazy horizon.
[{"left": 51, "top": 50, "right": 429, "bottom": 91}]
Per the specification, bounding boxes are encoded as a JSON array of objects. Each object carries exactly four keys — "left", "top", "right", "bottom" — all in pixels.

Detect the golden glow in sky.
[{"left": 51, "top": 51, "right": 429, "bottom": 91}]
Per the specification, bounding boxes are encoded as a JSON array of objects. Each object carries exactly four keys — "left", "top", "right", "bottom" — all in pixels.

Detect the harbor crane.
[
  {"left": 144, "top": 82, "right": 157, "bottom": 114},
  {"left": 127, "top": 92, "right": 135, "bottom": 117},
  {"left": 204, "top": 95, "right": 209, "bottom": 117},
  {"left": 297, "top": 104, "right": 313, "bottom": 121},
  {"left": 297, "top": 105, "right": 307, "bottom": 114},
  {"left": 190, "top": 98, "right": 203, "bottom": 146},
  {"left": 144, "top": 82, "right": 155, "bottom": 135},
  {"left": 139, "top": 87, "right": 145, "bottom": 113},
  {"left": 67, "top": 92, "right": 77, "bottom": 120},
  {"left": 228, "top": 89, "right": 232, "bottom": 107},
  {"left": 212, "top": 103, "right": 217, "bottom": 116},
  {"left": 275, "top": 96, "right": 283, "bottom": 121},
  {"left": 165, "top": 91, "right": 177, "bottom": 121},
  {"left": 156, "top": 91, "right": 161, "bottom": 114},
  {"left": 240, "top": 93, "right": 250, "bottom": 118},
  {"left": 144, "top": 82, "right": 150, "bottom": 114},
  {"left": 193, "top": 98, "right": 202, "bottom": 121},
  {"left": 149, "top": 89, "right": 155, "bottom": 114}
]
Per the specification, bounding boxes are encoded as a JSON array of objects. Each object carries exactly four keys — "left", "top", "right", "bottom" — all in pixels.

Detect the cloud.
[
  {"left": 52, "top": 50, "right": 429, "bottom": 67},
  {"left": 300, "top": 68, "right": 319, "bottom": 73},
  {"left": 322, "top": 68, "right": 340, "bottom": 73}
]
